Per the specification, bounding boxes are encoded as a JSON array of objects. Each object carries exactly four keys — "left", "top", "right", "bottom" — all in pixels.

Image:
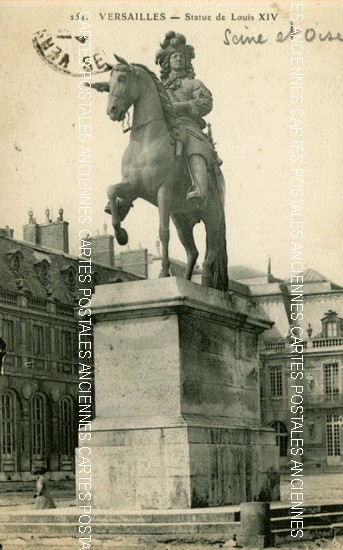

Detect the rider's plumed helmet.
[{"left": 155, "top": 31, "right": 195, "bottom": 81}]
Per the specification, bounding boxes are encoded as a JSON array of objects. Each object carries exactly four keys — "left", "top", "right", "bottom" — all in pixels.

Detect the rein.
[
  {"left": 121, "top": 112, "right": 131, "bottom": 133},
  {"left": 110, "top": 65, "right": 169, "bottom": 133},
  {"left": 122, "top": 114, "right": 166, "bottom": 133}
]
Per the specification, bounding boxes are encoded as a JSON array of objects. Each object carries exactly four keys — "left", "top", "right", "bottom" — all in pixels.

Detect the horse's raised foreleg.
[
  {"left": 172, "top": 214, "right": 199, "bottom": 281},
  {"left": 157, "top": 184, "right": 173, "bottom": 278},
  {"left": 107, "top": 183, "right": 136, "bottom": 245}
]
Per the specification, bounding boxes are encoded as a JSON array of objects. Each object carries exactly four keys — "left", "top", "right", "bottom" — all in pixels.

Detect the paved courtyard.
[
  {"left": 0, "top": 473, "right": 342, "bottom": 549},
  {"left": 2, "top": 473, "right": 343, "bottom": 509}
]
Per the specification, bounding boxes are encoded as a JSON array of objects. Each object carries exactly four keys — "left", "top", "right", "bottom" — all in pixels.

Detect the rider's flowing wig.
[{"left": 155, "top": 31, "right": 195, "bottom": 82}]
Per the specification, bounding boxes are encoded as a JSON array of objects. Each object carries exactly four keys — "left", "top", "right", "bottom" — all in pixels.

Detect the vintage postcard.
[{"left": 0, "top": 0, "right": 342, "bottom": 548}]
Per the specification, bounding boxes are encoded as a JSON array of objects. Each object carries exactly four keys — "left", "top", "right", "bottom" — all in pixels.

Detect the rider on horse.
[
  {"left": 91, "top": 34, "right": 228, "bottom": 290},
  {"left": 156, "top": 32, "right": 220, "bottom": 207}
]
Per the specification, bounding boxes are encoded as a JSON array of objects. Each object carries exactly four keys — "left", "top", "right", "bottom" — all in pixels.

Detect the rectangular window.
[
  {"left": 45, "top": 327, "right": 51, "bottom": 355},
  {"left": 26, "top": 322, "right": 32, "bottom": 353},
  {"left": 326, "top": 414, "right": 341, "bottom": 456},
  {"left": 61, "top": 331, "right": 72, "bottom": 360},
  {"left": 55, "top": 328, "right": 60, "bottom": 357},
  {"left": 72, "top": 332, "right": 78, "bottom": 360},
  {"left": 3, "top": 320, "right": 14, "bottom": 351},
  {"left": 33, "top": 325, "right": 44, "bottom": 356},
  {"left": 324, "top": 363, "right": 339, "bottom": 401},
  {"left": 326, "top": 322, "right": 338, "bottom": 338},
  {"left": 270, "top": 366, "right": 283, "bottom": 397}
]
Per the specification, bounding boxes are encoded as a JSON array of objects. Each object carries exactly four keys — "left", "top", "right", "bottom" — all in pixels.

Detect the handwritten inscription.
[
  {"left": 223, "top": 23, "right": 343, "bottom": 46},
  {"left": 224, "top": 28, "right": 267, "bottom": 46},
  {"left": 276, "top": 22, "right": 343, "bottom": 43}
]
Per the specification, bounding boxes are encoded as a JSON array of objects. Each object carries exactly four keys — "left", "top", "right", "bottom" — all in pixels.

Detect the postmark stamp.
[{"left": 32, "top": 28, "right": 111, "bottom": 76}]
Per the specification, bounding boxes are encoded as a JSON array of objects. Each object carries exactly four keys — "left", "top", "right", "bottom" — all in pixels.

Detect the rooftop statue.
[{"left": 93, "top": 32, "right": 229, "bottom": 291}]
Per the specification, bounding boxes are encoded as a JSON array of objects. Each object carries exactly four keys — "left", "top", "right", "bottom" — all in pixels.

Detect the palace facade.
[
  {"left": 233, "top": 265, "right": 343, "bottom": 472},
  {"left": 0, "top": 212, "right": 139, "bottom": 480}
]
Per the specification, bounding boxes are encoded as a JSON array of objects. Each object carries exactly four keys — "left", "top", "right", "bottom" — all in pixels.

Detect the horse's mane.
[{"left": 131, "top": 63, "right": 178, "bottom": 135}]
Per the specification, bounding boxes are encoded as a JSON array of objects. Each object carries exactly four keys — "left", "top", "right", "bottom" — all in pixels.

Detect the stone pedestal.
[{"left": 88, "top": 278, "right": 279, "bottom": 509}]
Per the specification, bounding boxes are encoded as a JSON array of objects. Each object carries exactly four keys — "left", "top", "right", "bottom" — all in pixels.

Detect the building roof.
[
  {"left": 252, "top": 271, "right": 343, "bottom": 341},
  {"left": 303, "top": 268, "right": 328, "bottom": 283},
  {"left": 283, "top": 268, "right": 342, "bottom": 289},
  {"left": 228, "top": 265, "right": 267, "bottom": 280},
  {"left": 0, "top": 235, "right": 139, "bottom": 306}
]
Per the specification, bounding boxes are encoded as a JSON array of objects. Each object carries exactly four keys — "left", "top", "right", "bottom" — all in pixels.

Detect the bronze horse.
[{"left": 93, "top": 56, "right": 228, "bottom": 291}]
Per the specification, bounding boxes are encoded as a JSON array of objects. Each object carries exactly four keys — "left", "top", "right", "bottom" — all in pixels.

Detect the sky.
[{"left": 1, "top": 0, "right": 342, "bottom": 285}]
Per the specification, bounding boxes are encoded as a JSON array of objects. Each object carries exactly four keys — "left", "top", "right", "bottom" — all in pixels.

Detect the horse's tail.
[{"left": 213, "top": 168, "right": 229, "bottom": 292}]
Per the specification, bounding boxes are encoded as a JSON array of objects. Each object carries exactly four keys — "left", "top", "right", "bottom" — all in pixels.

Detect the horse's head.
[{"left": 106, "top": 55, "right": 139, "bottom": 122}]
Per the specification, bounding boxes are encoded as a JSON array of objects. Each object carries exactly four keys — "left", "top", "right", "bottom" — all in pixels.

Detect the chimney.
[
  {"left": 119, "top": 249, "right": 148, "bottom": 278},
  {"left": 89, "top": 223, "right": 115, "bottom": 267},
  {"left": 23, "top": 208, "right": 69, "bottom": 253},
  {"left": 0, "top": 225, "right": 14, "bottom": 238},
  {"left": 39, "top": 208, "right": 69, "bottom": 253},
  {"left": 23, "top": 209, "right": 39, "bottom": 245}
]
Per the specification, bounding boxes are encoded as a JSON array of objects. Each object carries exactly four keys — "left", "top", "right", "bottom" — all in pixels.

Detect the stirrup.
[{"left": 187, "top": 187, "right": 202, "bottom": 200}]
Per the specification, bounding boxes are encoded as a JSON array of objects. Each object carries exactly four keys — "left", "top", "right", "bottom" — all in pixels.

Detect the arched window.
[
  {"left": 1, "top": 393, "right": 15, "bottom": 461},
  {"left": 31, "top": 394, "right": 47, "bottom": 461},
  {"left": 59, "top": 396, "right": 74, "bottom": 461},
  {"left": 270, "top": 421, "right": 288, "bottom": 457},
  {"left": 1, "top": 390, "right": 21, "bottom": 473}
]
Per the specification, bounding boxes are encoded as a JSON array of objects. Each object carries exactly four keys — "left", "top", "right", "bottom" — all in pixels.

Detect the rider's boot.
[{"left": 186, "top": 155, "right": 208, "bottom": 207}]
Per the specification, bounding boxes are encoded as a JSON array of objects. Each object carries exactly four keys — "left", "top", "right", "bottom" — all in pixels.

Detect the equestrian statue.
[{"left": 92, "top": 31, "right": 229, "bottom": 291}]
